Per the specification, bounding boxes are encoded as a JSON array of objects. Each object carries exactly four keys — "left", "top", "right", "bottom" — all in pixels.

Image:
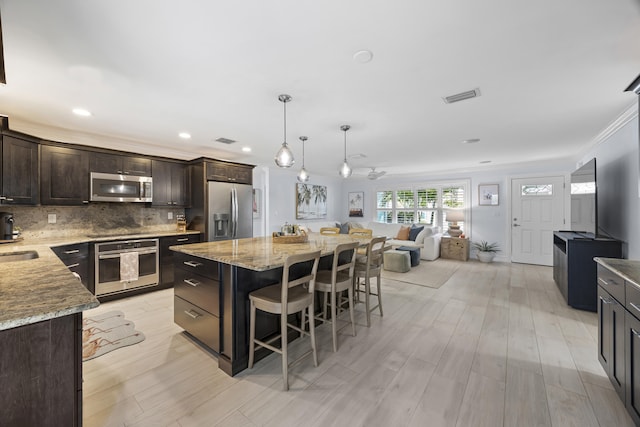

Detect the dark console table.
[{"left": 553, "top": 231, "right": 622, "bottom": 311}]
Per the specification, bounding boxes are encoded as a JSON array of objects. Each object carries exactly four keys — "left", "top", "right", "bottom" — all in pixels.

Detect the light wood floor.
[{"left": 83, "top": 261, "right": 635, "bottom": 427}]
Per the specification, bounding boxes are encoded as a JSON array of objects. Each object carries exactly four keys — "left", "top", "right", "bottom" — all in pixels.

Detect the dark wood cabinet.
[
  {"left": 152, "top": 160, "right": 189, "bottom": 207},
  {"left": 596, "top": 260, "right": 640, "bottom": 425},
  {"left": 206, "top": 160, "right": 253, "bottom": 184},
  {"left": 0, "top": 313, "right": 82, "bottom": 427},
  {"left": 553, "top": 231, "right": 622, "bottom": 311},
  {"left": 0, "top": 134, "right": 39, "bottom": 205},
  {"left": 598, "top": 285, "right": 626, "bottom": 400},
  {"left": 41, "top": 145, "right": 89, "bottom": 205},
  {"left": 173, "top": 252, "right": 221, "bottom": 352},
  {"left": 89, "top": 152, "right": 151, "bottom": 176},
  {"left": 159, "top": 233, "right": 201, "bottom": 287},
  {"left": 52, "top": 242, "right": 93, "bottom": 294}
]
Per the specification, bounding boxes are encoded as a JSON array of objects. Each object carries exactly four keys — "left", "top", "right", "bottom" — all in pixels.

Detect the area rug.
[
  {"left": 82, "top": 310, "right": 145, "bottom": 361},
  {"left": 381, "top": 258, "right": 461, "bottom": 289}
]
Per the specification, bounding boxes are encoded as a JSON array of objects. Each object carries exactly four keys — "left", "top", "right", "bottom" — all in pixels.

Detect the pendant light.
[
  {"left": 297, "top": 136, "right": 310, "bottom": 182},
  {"left": 338, "top": 125, "right": 352, "bottom": 178},
  {"left": 274, "top": 94, "right": 295, "bottom": 168}
]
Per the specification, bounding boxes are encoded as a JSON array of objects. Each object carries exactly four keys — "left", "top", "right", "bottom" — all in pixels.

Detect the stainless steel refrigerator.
[{"left": 207, "top": 181, "right": 253, "bottom": 241}]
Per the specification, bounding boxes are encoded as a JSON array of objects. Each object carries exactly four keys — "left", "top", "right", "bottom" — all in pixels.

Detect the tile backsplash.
[{"left": 5, "top": 204, "right": 185, "bottom": 239}]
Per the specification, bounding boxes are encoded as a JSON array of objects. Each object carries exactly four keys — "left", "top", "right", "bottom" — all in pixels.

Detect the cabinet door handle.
[
  {"left": 176, "top": 238, "right": 189, "bottom": 242},
  {"left": 64, "top": 249, "right": 80, "bottom": 254},
  {"left": 600, "top": 296, "right": 612, "bottom": 304},
  {"left": 184, "top": 309, "right": 201, "bottom": 319},
  {"left": 183, "top": 260, "right": 202, "bottom": 268},
  {"left": 183, "top": 278, "right": 200, "bottom": 287},
  {"left": 632, "top": 328, "right": 640, "bottom": 339},
  {"left": 630, "top": 302, "right": 640, "bottom": 314}
]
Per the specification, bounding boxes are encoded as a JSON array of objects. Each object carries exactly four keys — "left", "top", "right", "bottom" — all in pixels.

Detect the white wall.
[
  {"left": 579, "top": 105, "right": 640, "bottom": 259},
  {"left": 258, "top": 167, "right": 344, "bottom": 234}
]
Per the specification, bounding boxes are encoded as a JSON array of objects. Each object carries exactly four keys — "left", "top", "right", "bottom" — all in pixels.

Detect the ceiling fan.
[{"left": 367, "top": 167, "right": 387, "bottom": 180}]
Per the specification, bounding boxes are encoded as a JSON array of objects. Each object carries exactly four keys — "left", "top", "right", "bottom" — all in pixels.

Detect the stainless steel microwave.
[{"left": 90, "top": 172, "right": 153, "bottom": 202}]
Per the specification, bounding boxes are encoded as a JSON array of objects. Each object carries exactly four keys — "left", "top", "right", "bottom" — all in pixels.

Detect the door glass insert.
[{"left": 521, "top": 184, "right": 553, "bottom": 196}]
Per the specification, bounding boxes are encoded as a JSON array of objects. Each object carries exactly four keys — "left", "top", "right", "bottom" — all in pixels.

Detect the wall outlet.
[
  {"left": 168, "top": 212, "right": 173, "bottom": 220},
  {"left": 48, "top": 213, "right": 57, "bottom": 224}
]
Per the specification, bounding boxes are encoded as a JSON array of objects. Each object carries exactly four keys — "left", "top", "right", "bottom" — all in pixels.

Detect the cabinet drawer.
[
  {"left": 174, "top": 252, "right": 218, "bottom": 279},
  {"left": 174, "top": 268, "right": 220, "bottom": 316},
  {"left": 597, "top": 265, "right": 625, "bottom": 304},
  {"left": 165, "top": 234, "right": 200, "bottom": 246},
  {"left": 174, "top": 296, "right": 219, "bottom": 352},
  {"left": 626, "top": 283, "right": 640, "bottom": 320},
  {"left": 52, "top": 243, "right": 88, "bottom": 260}
]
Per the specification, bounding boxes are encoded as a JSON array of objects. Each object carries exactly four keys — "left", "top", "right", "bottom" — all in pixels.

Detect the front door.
[{"left": 511, "top": 176, "right": 565, "bottom": 265}]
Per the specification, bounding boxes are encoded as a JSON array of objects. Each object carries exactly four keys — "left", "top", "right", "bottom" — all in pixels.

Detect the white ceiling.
[{"left": 1, "top": 0, "right": 640, "bottom": 178}]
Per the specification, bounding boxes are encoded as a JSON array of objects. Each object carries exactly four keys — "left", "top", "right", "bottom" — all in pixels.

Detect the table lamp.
[{"left": 446, "top": 209, "right": 465, "bottom": 237}]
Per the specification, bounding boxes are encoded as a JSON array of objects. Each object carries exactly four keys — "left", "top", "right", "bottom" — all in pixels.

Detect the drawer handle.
[
  {"left": 630, "top": 302, "right": 640, "bottom": 314},
  {"left": 184, "top": 309, "right": 201, "bottom": 319},
  {"left": 633, "top": 328, "right": 640, "bottom": 339},
  {"left": 598, "top": 278, "right": 618, "bottom": 286},
  {"left": 600, "top": 296, "right": 612, "bottom": 304},
  {"left": 177, "top": 238, "right": 189, "bottom": 242},
  {"left": 67, "top": 263, "right": 80, "bottom": 268},
  {"left": 183, "top": 261, "right": 202, "bottom": 268},
  {"left": 64, "top": 249, "right": 80, "bottom": 254},
  {"left": 183, "top": 278, "right": 200, "bottom": 287}
]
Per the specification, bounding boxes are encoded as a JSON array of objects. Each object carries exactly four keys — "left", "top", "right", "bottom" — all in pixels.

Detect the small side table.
[{"left": 440, "top": 237, "right": 470, "bottom": 261}]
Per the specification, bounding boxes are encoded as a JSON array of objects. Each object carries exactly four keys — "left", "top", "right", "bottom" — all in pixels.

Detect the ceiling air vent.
[
  {"left": 443, "top": 88, "right": 481, "bottom": 104},
  {"left": 215, "top": 137, "right": 236, "bottom": 144}
]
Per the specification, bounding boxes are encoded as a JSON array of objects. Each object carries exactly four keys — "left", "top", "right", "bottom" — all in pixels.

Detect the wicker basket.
[{"left": 272, "top": 230, "right": 308, "bottom": 244}]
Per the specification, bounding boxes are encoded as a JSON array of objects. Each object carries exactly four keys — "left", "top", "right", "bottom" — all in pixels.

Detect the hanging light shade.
[
  {"left": 274, "top": 94, "right": 295, "bottom": 168},
  {"left": 338, "top": 125, "right": 352, "bottom": 178},
  {"left": 297, "top": 136, "right": 310, "bottom": 182}
]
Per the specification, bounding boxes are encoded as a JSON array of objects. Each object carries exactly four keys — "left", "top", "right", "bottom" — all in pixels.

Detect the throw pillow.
[
  {"left": 409, "top": 225, "right": 424, "bottom": 241},
  {"left": 339, "top": 223, "right": 350, "bottom": 234},
  {"left": 396, "top": 226, "right": 410, "bottom": 240}
]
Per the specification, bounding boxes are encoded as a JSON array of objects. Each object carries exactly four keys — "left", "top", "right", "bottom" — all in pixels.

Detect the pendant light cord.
[
  {"left": 343, "top": 129, "right": 347, "bottom": 161},
  {"left": 283, "top": 101, "right": 287, "bottom": 145}
]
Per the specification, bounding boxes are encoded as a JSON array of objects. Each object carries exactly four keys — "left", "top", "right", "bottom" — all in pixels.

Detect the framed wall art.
[
  {"left": 479, "top": 184, "right": 499, "bottom": 206},
  {"left": 348, "top": 191, "right": 364, "bottom": 217},
  {"left": 296, "top": 183, "right": 327, "bottom": 219}
]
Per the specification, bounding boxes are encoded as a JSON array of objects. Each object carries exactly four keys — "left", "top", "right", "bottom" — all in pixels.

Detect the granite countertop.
[
  {"left": 0, "top": 229, "right": 201, "bottom": 331},
  {"left": 170, "top": 233, "right": 372, "bottom": 271},
  {"left": 594, "top": 257, "right": 640, "bottom": 288}
]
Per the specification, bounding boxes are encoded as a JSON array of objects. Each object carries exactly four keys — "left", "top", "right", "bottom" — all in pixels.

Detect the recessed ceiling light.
[
  {"left": 480, "top": 160, "right": 492, "bottom": 164},
  {"left": 242, "top": 147, "right": 252, "bottom": 153},
  {"left": 72, "top": 108, "right": 91, "bottom": 117},
  {"left": 353, "top": 50, "right": 373, "bottom": 64},
  {"left": 178, "top": 132, "right": 191, "bottom": 139},
  {"left": 462, "top": 138, "right": 480, "bottom": 144}
]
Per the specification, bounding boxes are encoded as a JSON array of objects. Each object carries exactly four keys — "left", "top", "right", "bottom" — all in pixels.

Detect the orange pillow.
[{"left": 396, "top": 226, "right": 410, "bottom": 240}]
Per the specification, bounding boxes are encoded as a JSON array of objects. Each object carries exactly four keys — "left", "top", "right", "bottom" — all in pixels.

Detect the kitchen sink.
[{"left": 0, "top": 250, "right": 39, "bottom": 262}]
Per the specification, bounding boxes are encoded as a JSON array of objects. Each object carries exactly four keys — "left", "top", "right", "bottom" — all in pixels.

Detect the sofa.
[
  {"left": 296, "top": 220, "right": 441, "bottom": 260},
  {"left": 366, "top": 221, "right": 442, "bottom": 261}
]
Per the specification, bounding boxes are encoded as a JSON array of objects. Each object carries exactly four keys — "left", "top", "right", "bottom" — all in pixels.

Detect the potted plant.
[{"left": 472, "top": 240, "right": 500, "bottom": 263}]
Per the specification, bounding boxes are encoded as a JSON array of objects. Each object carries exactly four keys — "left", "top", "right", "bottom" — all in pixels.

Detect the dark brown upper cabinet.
[
  {"left": 1, "top": 134, "right": 39, "bottom": 205},
  {"left": 41, "top": 145, "right": 89, "bottom": 205},
  {"left": 89, "top": 152, "right": 151, "bottom": 176},
  {"left": 152, "top": 159, "right": 189, "bottom": 207},
  {"left": 206, "top": 160, "right": 253, "bottom": 185}
]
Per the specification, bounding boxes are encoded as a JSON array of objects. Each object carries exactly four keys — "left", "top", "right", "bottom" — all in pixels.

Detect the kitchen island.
[
  {"left": 0, "top": 242, "right": 99, "bottom": 427},
  {"left": 170, "top": 233, "right": 371, "bottom": 376}
]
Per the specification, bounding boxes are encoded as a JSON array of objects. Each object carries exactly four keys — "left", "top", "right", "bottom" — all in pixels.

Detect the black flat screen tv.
[{"left": 570, "top": 157, "right": 597, "bottom": 236}]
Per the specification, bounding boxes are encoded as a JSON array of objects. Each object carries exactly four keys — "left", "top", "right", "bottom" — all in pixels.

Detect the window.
[
  {"left": 375, "top": 181, "right": 470, "bottom": 234},
  {"left": 521, "top": 184, "right": 553, "bottom": 195}
]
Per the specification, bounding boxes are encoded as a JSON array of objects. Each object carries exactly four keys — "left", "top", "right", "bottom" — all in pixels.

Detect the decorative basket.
[{"left": 272, "top": 230, "right": 308, "bottom": 244}]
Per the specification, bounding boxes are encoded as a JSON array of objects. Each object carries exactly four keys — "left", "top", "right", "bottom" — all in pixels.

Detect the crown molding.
[{"left": 590, "top": 100, "right": 638, "bottom": 148}]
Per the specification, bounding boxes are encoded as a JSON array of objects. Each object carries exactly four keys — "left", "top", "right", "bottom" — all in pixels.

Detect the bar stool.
[
  {"left": 348, "top": 228, "right": 373, "bottom": 237},
  {"left": 353, "top": 236, "right": 386, "bottom": 327},
  {"left": 248, "top": 250, "right": 321, "bottom": 391},
  {"left": 320, "top": 227, "right": 340, "bottom": 235},
  {"left": 313, "top": 242, "right": 359, "bottom": 352}
]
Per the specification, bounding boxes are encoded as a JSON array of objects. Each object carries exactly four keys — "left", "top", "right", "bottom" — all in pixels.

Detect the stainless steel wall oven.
[{"left": 94, "top": 238, "right": 159, "bottom": 296}]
